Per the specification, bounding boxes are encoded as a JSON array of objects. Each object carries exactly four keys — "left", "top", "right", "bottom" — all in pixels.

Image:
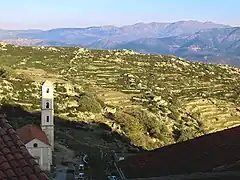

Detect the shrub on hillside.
[
  {"left": 76, "top": 93, "right": 102, "bottom": 113},
  {"left": 0, "top": 69, "right": 7, "bottom": 78},
  {"left": 112, "top": 111, "right": 148, "bottom": 147},
  {"left": 124, "top": 108, "right": 169, "bottom": 141},
  {"left": 173, "top": 123, "right": 200, "bottom": 143},
  {"left": 177, "top": 129, "right": 197, "bottom": 142}
]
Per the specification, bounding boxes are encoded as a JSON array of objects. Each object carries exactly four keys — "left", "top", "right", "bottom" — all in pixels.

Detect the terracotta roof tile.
[
  {"left": 2, "top": 147, "right": 11, "bottom": 155},
  {"left": 6, "top": 140, "right": 15, "bottom": 147},
  {"left": 0, "top": 115, "right": 48, "bottom": 179},
  {"left": 14, "top": 152, "right": 24, "bottom": 160},
  {"left": 19, "top": 159, "right": 28, "bottom": 168},
  {"left": 15, "top": 168, "right": 24, "bottom": 177},
  {"left": 0, "top": 156, "right": 7, "bottom": 164},
  {"left": 11, "top": 177, "right": 19, "bottom": 180},
  {"left": 23, "top": 166, "right": 34, "bottom": 175},
  {"left": 19, "top": 176, "right": 28, "bottom": 180},
  {"left": 6, "top": 154, "right": 15, "bottom": 161},
  {"left": 119, "top": 125, "right": 240, "bottom": 178},
  {"left": 28, "top": 174, "right": 40, "bottom": 180},
  {"left": 0, "top": 171, "right": 6, "bottom": 178},
  {"left": 6, "top": 169, "right": 16, "bottom": 178},
  {"left": 39, "top": 172, "right": 48, "bottom": 180},
  {"left": 9, "top": 160, "right": 18, "bottom": 168},
  {"left": 10, "top": 146, "right": 21, "bottom": 154},
  {"left": 3, "top": 134, "right": 12, "bottom": 142},
  {"left": 16, "top": 124, "right": 50, "bottom": 146},
  {"left": 29, "top": 159, "right": 38, "bottom": 166},
  {"left": 33, "top": 165, "right": 42, "bottom": 173},
  {"left": 1, "top": 162, "right": 11, "bottom": 171}
]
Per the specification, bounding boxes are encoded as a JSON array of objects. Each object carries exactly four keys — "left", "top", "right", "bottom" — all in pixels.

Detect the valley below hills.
[
  {"left": 1, "top": 20, "right": 240, "bottom": 66},
  {"left": 1, "top": 42, "right": 240, "bottom": 153}
]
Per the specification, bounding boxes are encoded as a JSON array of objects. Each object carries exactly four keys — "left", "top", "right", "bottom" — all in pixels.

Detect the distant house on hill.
[
  {"left": 118, "top": 125, "right": 240, "bottom": 179},
  {"left": 16, "top": 80, "right": 55, "bottom": 171},
  {"left": 0, "top": 115, "right": 48, "bottom": 179}
]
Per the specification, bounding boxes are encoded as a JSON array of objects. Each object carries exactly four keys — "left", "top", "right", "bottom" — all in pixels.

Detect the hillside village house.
[{"left": 16, "top": 80, "right": 54, "bottom": 171}]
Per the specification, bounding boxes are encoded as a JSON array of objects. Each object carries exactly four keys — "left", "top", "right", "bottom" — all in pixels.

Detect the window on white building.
[
  {"left": 46, "top": 102, "right": 50, "bottom": 108},
  {"left": 33, "top": 143, "right": 38, "bottom": 148},
  {"left": 46, "top": 88, "right": 50, "bottom": 93},
  {"left": 46, "top": 116, "right": 49, "bottom": 122}
]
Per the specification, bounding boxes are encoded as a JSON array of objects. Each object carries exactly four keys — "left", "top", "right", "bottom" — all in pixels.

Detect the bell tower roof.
[{"left": 42, "top": 80, "right": 53, "bottom": 86}]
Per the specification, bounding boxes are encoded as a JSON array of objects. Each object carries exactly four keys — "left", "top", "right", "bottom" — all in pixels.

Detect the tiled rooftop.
[
  {"left": 0, "top": 115, "right": 48, "bottom": 180},
  {"left": 118, "top": 126, "right": 240, "bottom": 179},
  {"left": 16, "top": 124, "right": 50, "bottom": 146}
]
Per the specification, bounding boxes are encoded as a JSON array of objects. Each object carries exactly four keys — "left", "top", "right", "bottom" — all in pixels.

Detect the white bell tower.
[{"left": 41, "top": 80, "right": 54, "bottom": 151}]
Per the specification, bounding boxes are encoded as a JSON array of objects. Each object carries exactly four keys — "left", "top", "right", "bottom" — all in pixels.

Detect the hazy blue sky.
[{"left": 1, "top": 0, "right": 239, "bottom": 29}]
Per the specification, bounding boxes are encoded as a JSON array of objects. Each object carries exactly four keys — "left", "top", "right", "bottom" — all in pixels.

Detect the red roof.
[
  {"left": 118, "top": 126, "right": 240, "bottom": 179},
  {"left": 0, "top": 115, "right": 48, "bottom": 179},
  {"left": 16, "top": 124, "right": 50, "bottom": 146}
]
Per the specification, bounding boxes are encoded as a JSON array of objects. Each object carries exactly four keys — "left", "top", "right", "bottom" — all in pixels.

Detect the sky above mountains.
[{"left": 1, "top": 0, "right": 240, "bottom": 29}]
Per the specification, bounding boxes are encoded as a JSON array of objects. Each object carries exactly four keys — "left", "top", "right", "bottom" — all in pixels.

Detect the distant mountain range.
[
  {"left": 1, "top": 20, "right": 240, "bottom": 66},
  {"left": 113, "top": 27, "right": 240, "bottom": 65}
]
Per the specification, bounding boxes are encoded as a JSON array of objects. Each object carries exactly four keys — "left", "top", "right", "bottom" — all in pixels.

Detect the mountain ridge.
[
  {"left": 1, "top": 20, "right": 239, "bottom": 65},
  {"left": 0, "top": 20, "right": 230, "bottom": 42},
  {"left": 112, "top": 27, "right": 240, "bottom": 66}
]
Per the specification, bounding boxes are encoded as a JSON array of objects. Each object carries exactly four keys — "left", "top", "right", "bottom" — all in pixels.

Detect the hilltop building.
[{"left": 17, "top": 80, "right": 54, "bottom": 171}]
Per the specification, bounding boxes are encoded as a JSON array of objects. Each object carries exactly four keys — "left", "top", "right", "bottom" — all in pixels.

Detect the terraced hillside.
[{"left": 1, "top": 42, "right": 240, "bottom": 150}]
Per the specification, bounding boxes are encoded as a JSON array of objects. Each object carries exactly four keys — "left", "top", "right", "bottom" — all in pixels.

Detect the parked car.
[
  {"left": 75, "top": 172, "right": 85, "bottom": 180},
  {"left": 78, "top": 172, "right": 85, "bottom": 179},
  {"left": 78, "top": 163, "right": 84, "bottom": 170},
  {"left": 108, "top": 176, "right": 117, "bottom": 180}
]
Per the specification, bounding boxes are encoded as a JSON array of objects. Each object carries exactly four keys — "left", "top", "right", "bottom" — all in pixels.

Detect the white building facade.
[
  {"left": 26, "top": 138, "right": 52, "bottom": 171},
  {"left": 17, "top": 80, "right": 55, "bottom": 172}
]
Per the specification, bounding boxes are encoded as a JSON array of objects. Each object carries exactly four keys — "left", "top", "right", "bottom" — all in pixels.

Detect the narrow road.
[
  {"left": 55, "top": 167, "right": 68, "bottom": 180},
  {"left": 89, "top": 153, "right": 108, "bottom": 180}
]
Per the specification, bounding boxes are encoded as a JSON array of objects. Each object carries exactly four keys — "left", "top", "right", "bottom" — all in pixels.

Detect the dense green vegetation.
[{"left": 1, "top": 42, "right": 240, "bottom": 150}]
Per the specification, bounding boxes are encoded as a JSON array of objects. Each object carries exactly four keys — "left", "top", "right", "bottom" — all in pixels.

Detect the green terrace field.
[{"left": 1, "top": 41, "right": 240, "bottom": 150}]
